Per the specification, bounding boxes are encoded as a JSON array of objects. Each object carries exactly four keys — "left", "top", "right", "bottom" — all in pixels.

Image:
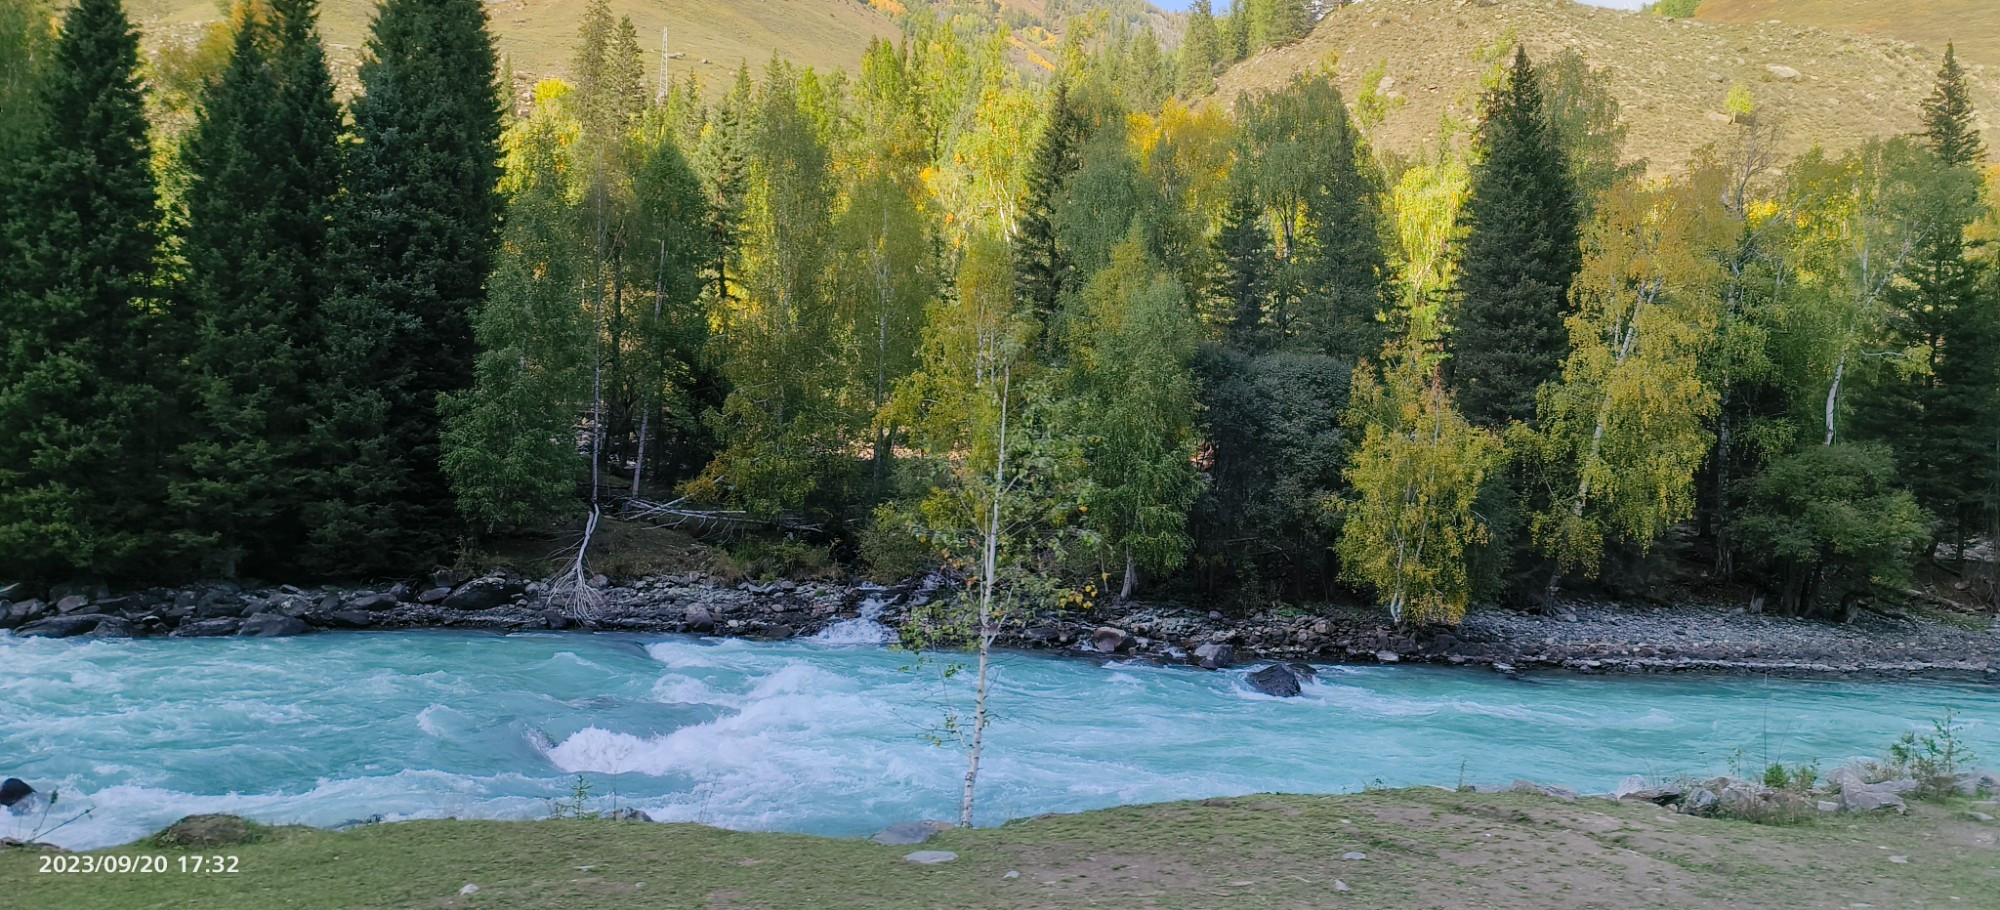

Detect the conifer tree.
[
  {"left": 0, "top": 0, "right": 53, "bottom": 166},
  {"left": 1016, "top": 80, "right": 1087, "bottom": 352},
  {"left": 1215, "top": 175, "right": 1274, "bottom": 350},
  {"left": 0, "top": 0, "right": 172, "bottom": 581},
  {"left": 1177, "top": 0, "right": 1220, "bottom": 96},
  {"left": 625, "top": 123, "right": 716, "bottom": 496},
  {"left": 1450, "top": 48, "right": 1582, "bottom": 427},
  {"left": 1299, "top": 80, "right": 1386, "bottom": 363},
  {"left": 308, "top": 0, "right": 503, "bottom": 572},
  {"left": 173, "top": 0, "right": 343, "bottom": 577},
  {"left": 1922, "top": 43, "right": 1985, "bottom": 169}
]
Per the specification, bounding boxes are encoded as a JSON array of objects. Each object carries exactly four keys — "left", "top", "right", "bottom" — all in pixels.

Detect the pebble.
[
  {"left": 1342, "top": 851, "right": 1367, "bottom": 861},
  {"left": 1334, "top": 880, "right": 1351, "bottom": 892},
  {"left": 904, "top": 850, "right": 957, "bottom": 864},
  {"left": 1003, "top": 870, "right": 1020, "bottom": 879},
  {"left": 1889, "top": 855, "right": 1909, "bottom": 864},
  {"left": 459, "top": 884, "right": 479, "bottom": 895}
]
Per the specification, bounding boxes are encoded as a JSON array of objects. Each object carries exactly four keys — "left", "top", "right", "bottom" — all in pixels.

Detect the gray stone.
[
  {"left": 1193, "top": 642, "right": 1235, "bottom": 670},
  {"left": 870, "top": 821, "right": 953, "bottom": 846},
  {"left": 1333, "top": 880, "right": 1350, "bottom": 892},
  {"left": 442, "top": 577, "right": 525, "bottom": 611},
  {"left": 1718, "top": 783, "right": 1766, "bottom": 814},
  {"left": 1509, "top": 780, "right": 1579, "bottom": 800},
  {"left": 684, "top": 606, "right": 716, "bottom": 632},
  {"left": 1611, "top": 775, "right": 1648, "bottom": 798},
  {"left": 1246, "top": 664, "right": 1304, "bottom": 697},
  {"left": 171, "top": 618, "right": 243, "bottom": 638},
  {"left": 54, "top": 595, "right": 91, "bottom": 614},
  {"left": 1953, "top": 770, "right": 2000, "bottom": 797},
  {"left": 1766, "top": 63, "right": 1801, "bottom": 81},
  {"left": 1682, "top": 788, "right": 1720, "bottom": 814},
  {"left": 1619, "top": 786, "right": 1685, "bottom": 806},
  {"left": 348, "top": 593, "right": 398, "bottom": 612},
  {"left": 238, "top": 613, "right": 309, "bottom": 638},
  {"left": 416, "top": 587, "right": 452, "bottom": 604},
  {"left": 1341, "top": 851, "right": 1367, "bottom": 861},
  {"left": 1375, "top": 650, "right": 1399, "bottom": 663},
  {"left": 903, "top": 851, "right": 957, "bottom": 864},
  {"left": 1840, "top": 785, "right": 1906, "bottom": 814},
  {"left": 1091, "top": 626, "right": 1132, "bottom": 653},
  {"left": 324, "top": 610, "right": 374, "bottom": 629},
  {"left": 15, "top": 614, "right": 118, "bottom": 639},
  {"left": 606, "top": 808, "right": 653, "bottom": 822},
  {"left": 1964, "top": 811, "right": 1994, "bottom": 823},
  {"left": 1876, "top": 778, "right": 1918, "bottom": 796},
  {"left": 84, "top": 616, "right": 135, "bottom": 638}
]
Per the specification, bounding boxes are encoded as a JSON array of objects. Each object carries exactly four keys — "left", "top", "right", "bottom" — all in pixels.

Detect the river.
[{"left": 3, "top": 625, "right": 1994, "bottom": 850}]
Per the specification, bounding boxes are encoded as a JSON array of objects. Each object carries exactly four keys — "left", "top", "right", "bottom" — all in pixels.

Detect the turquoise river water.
[{"left": 3, "top": 626, "right": 1994, "bottom": 850}]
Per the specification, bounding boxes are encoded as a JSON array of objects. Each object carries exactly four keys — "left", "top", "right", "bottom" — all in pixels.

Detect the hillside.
[
  {"left": 128, "top": 0, "right": 903, "bottom": 99},
  {"left": 1699, "top": 0, "right": 2000, "bottom": 77},
  {"left": 1211, "top": 0, "right": 1999, "bottom": 172}
]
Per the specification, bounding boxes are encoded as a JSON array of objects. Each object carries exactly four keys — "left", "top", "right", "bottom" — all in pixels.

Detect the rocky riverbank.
[{"left": 3, "top": 572, "right": 1995, "bottom": 678}]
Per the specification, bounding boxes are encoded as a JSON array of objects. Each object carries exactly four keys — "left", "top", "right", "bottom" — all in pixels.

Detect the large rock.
[
  {"left": 323, "top": 610, "right": 375, "bottom": 629},
  {"left": 0, "top": 599, "right": 45, "bottom": 630},
  {"left": 684, "top": 606, "right": 716, "bottom": 632},
  {"left": 1765, "top": 63, "right": 1802, "bottom": 81},
  {"left": 0, "top": 779, "right": 33, "bottom": 809},
  {"left": 238, "top": 613, "right": 309, "bottom": 638},
  {"left": 153, "top": 815, "right": 259, "bottom": 848},
  {"left": 1841, "top": 783, "right": 1908, "bottom": 813},
  {"left": 54, "top": 595, "right": 92, "bottom": 614},
  {"left": 1193, "top": 642, "right": 1235, "bottom": 670},
  {"left": 1681, "top": 788, "right": 1720, "bottom": 815},
  {"left": 442, "top": 577, "right": 525, "bottom": 611},
  {"left": 1246, "top": 664, "right": 1305, "bottom": 697},
  {"left": 15, "top": 614, "right": 123, "bottom": 639},
  {"left": 171, "top": 618, "right": 243, "bottom": 638},
  {"left": 347, "top": 593, "right": 398, "bottom": 611},
  {"left": 1509, "top": 780, "right": 1579, "bottom": 801},
  {"left": 1954, "top": 770, "right": 2000, "bottom": 797},
  {"left": 1091, "top": 626, "right": 1132, "bottom": 654}
]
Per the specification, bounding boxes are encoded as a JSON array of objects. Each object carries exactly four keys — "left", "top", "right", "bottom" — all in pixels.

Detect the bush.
[
  {"left": 1887, "top": 710, "right": 1979, "bottom": 799},
  {"left": 1733, "top": 443, "right": 1927, "bottom": 618},
  {"left": 1646, "top": 0, "right": 1702, "bottom": 18}
]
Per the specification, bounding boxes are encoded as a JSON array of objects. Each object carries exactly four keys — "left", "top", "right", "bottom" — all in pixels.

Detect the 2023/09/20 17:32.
[{"left": 39, "top": 854, "right": 240, "bottom": 874}]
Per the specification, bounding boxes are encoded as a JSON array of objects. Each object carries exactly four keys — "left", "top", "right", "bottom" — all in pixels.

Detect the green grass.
[{"left": 8, "top": 789, "right": 1997, "bottom": 909}]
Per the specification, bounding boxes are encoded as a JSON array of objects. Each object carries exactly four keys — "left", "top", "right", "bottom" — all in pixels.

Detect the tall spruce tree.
[
  {"left": 1450, "top": 47, "right": 1582, "bottom": 427},
  {"left": 307, "top": 0, "right": 503, "bottom": 573},
  {"left": 1177, "top": 0, "right": 1220, "bottom": 96},
  {"left": 173, "top": 0, "right": 343, "bottom": 577},
  {"left": 0, "top": 0, "right": 172, "bottom": 581},
  {"left": 1922, "top": 43, "right": 1985, "bottom": 169},
  {"left": 1015, "top": 80, "right": 1086, "bottom": 354},
  {"left": 1215, "top": 174, "right": 1274, "bottom": 350},
  {"left": 0, "top": 0, "right": 53, "bottom": 167},
  {"left": 1298, "top": 79, "right": 1386, "bottom": 363}
]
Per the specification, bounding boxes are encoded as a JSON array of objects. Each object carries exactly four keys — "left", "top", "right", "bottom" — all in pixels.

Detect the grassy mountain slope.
[
  {"left": 129, "top": 0, "right": 903, "bottom": 98},
  {"left": 1699, "top": 0, "right": 2000, "bottom": 76},
  {"left": 1211, "top": 0, "right": 1998, "bottom": 172}
]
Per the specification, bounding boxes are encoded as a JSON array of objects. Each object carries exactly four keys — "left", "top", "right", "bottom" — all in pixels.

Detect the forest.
[{"left": 0, "top": 0, "right": 1995, "bottom": 624}]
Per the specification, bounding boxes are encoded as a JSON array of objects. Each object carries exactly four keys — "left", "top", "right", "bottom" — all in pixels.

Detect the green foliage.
[
  {"left": 308, "top": 0, "right": 504, "bottom": 573},
  {"left": 442, "top": 85, "right": 591, "bottom": 530},
  {"left": 1064, "top": 239, "right": 1204, "bottom": 596},
  {"left": 1920, "top": 44, "right": 1984, "bottom": 168},
  {"left": 0, "top": 0, "right": 174, "bottom": 582},
  {"left": 171, "top": 0, "right": 344, "bottom": 577},
  {"left": 1886, "top": 710, "right": 1979, "bottom": 799},
  {"left": 1644, "top": 0, "right": 1702, "bottom": 20},
  {"left": 1176, "top": 0, "right": 1220, "bottom": 96},
  {"left": 1735, "top": 443, "right": 1927, "bottom": 617},
  {"left": 0, "top": 0, "right": 53, "bottom": 164},
  {"left": 1451, "top": 48, "right": 1583, "bottom": 428}
]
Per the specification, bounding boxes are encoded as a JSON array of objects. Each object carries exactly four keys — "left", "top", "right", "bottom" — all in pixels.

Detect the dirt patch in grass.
[{"left": 7, "top": 790, "right": 1995, "bottom": 910}]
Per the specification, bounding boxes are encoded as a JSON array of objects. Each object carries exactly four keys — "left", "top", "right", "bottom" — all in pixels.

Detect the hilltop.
[
  {"left": 126, "top": 0, "right": 1174, "bottom": 101},
  {"left": 1211, "top": 0, "right": 1999, "bottom": 172}
]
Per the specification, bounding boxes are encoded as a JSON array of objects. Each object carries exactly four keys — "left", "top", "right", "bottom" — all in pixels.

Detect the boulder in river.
[
  {"left": 1193, "top": 642, "right": 1235, "bottom": 670},
  {"left": 1246, "top": 663, "right": 1305, "bottom": 697},
  {"left": 15, "top": 613, "right": 124, "bottom": 639},
  {"left": 0, "top": 779, "right": 34, "bottom": 809},
  {"left": 172, "top": 617, "right": 243, "bottom": 638},
  {"left": 1091, "top": 626, "right": 1132, "bottom": 653},
  {"left": 238, "top": 613, "right": 309, "bottom": 638}
]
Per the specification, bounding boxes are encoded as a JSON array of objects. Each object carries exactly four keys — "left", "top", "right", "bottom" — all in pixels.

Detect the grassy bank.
[{"left": 7, "top": 789, "right": 1996, "bottom": 910}]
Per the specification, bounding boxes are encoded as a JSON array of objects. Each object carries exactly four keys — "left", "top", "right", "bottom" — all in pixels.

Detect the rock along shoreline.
[{"left": 3, "top": 573, "right": 1995, "bottom": 680}]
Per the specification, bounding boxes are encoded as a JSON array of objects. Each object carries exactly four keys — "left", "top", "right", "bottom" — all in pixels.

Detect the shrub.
[{"left": 1887, "top": 710, "right": 1979, "bottom": 799}]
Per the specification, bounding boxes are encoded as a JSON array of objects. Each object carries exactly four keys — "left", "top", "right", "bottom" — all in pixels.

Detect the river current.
[{"left": 3, "top": 624, "right": 1993, "bottom": 850}]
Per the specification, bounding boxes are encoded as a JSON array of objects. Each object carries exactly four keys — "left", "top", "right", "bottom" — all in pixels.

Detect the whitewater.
[{"left": 3, "top": 626, "right": 1994, "bottom": 850}]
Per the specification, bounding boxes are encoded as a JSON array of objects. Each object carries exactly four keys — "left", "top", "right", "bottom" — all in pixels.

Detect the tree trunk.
[{"left": 1120, "top": 549, "right": 1137, "bottom": 601}]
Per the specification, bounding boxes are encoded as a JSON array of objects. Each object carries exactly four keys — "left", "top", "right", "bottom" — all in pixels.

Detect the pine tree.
[
  {"left": 308, "top": 0, "right": 503, "bottom": 573},
  {"left": 1177, "top": 0, "right": 1220, "bottom": 96},
  {"left": 0, "top": 0, "right": 53, "bottom": 166},
  {"left": 1015, "top": 80, "right": 1086, "bottom": 355},
  {"left": 626, "top": 123, "right": 715, "bottom": 495},
  {"left": 1450, "top": 48, "right": 1582, "bottom": 427},
  {"left": 1298, "top": 79, "right": 1386, "bottom": 363},
  {"left": 173, "top": 0, "right": 343, "bottom": 577},
  {"left": 1214, "top": 175, "right": 1273, "bottom": 350},
  {"left": 0, "top": 0, "right": 173, "bottom": 581},
  {"left": 1922, "top": 43, "right": 1985, "bottom": 168}
]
